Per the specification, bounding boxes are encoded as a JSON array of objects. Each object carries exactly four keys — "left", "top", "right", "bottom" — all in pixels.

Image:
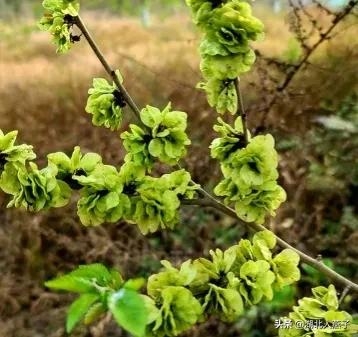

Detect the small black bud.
[
  {"left": 113, "top": 90, "right": 127, "bottom": 108},
  {"left": 0, "top": 153, "right": 7, "bottom": 172}
]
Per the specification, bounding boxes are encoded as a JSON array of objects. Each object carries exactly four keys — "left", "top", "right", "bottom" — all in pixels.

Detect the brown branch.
[
  {"left": 185, "top": 197, "right": 358, "bottom": 293},
  {"left": 312, "top": 0, "right": 335, "bottom": 16}
]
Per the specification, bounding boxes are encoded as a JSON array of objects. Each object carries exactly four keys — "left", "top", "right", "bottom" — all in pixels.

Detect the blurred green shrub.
[
  {"left": 282, "top": 37, "right": 302, "bottom": 64},
  {"left": 307, "top": 94, "right": 358, "bottom": 193}
]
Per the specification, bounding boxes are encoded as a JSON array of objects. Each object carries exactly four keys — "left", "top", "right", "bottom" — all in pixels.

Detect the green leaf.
[
  {"left": 108, "top": 288, "right": 147, "bottom": 337},
  {"left": 148, "top": 138, "right": 163, "bottom": 157},
  {"left": 0, "top": 130, "right": 17, "bottom": 150},
  {"left": 85, "top": 77, "right": 123, "bottom": 130},
  {"left": 124, "top": 278, "right": 146, "bottom": 291},
  {"left": 80, "top": 153, "right": 102, "bottom": 173},
  {"left": 84, "top": 302, "right": 107, "bottom": 325},
  {"left": 70, "top": 264, "right": 111, "bottom": 280},
  {"left": 45, "top": 274, "right": 95, "bottom": 293},
  {"left": 150, "top": 286, "right": 202, "bottom": 337},
  {"left": 272, "top": 249, "right": 300, "bottom": 288},
  {"left": 66, "top": 293, "right": 99, "bottom": 333},
  {"left": 45, "top": 264, "right": 120, "bottom": 294},
  {"left": 123, "top": 104, "right": 191, "bottom": 166},
  {"left": 140, "top": 105, "right": 162, "bottom": 128}
]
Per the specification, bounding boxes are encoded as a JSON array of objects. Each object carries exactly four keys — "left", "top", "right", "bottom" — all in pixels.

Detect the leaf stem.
[
  {"left": 74, "top": 15, "right": 142, "bottom": 122},
  {"left": 73, "top": 14, "right": 358, "bottom": 294}
]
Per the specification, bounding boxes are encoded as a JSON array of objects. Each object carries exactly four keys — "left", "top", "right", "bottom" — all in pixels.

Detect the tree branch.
[
  {"left": 259, "top": 1, "right": 358, "bottom": 126},
  {"left": 74, "top": 15, "right": 142, "bottom": 122},
  {"left": 73, "top": 12, "right": 358, "bottom": 294},
  {"left": 186, "top": 197, "right": 358, "bottom": 293}
]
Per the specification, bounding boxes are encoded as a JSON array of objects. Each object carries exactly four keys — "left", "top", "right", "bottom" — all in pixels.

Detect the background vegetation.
[{"left": 0, "top": 1, "right": 357, "bottom": 336}]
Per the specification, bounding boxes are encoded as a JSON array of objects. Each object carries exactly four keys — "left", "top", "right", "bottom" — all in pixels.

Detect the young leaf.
[
  {"left": 84, "top": 302, "right": 107, "bottom": 325},
  {"left": 66, "top": 293, "right": 99, "bottom": 333},
  {"left": 45, "top": 264, "right": 119, "bottom": 293},
  {"left": 45, "top": 274, "right": 95, "bottom": 293},
  {"left": 108, "top": 288, "right": 147, "bottom": 337},
  {"left": 124, "top": 278, "right": 146, "bottom": 291}
]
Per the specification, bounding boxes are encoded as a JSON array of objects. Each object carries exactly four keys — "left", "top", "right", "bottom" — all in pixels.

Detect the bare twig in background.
[
  {"left": 116, "top": 51, "right": 195, "bottom": 89},
  {"left": 255, "top": 0, "right": 358, "bottom": 128}
]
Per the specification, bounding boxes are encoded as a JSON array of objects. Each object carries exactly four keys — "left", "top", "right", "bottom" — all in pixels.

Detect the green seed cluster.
[
  {"left": 142, "top": 230, "right": 300, "bottom": 337},
  {"left": 213, "top": 119, "right": 286, "bottom": 224},
  {"left": 0, "top": 129, "right": 197, "bottom": 234},
  {"left": 121, "top": 103, "right": 191, "bottom": 168},
  {"left": 278, "top": 284, "right": 358, "bottom": 337},
  {"left": 38, "top": 0, "right": 80, "bottom": 53},
  {"left": 186, "top": 0, "right": 264, "bottom": 114},
  {"left": 85, "top": 75, "right": 126, "bottom": 131}
]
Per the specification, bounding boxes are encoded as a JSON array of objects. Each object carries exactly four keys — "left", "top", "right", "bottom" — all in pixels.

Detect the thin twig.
[
  {"left": 116, "top": 51, "right": 194, "bottom": 89},
  {"left": 234, "top": 78, "right": 249, "bottom": 144},
  {"left": 339, "top": 285, "right": 351, "bottom": 305},
  {"left": 74, "top": 15, "right": 142, "bottom": 122},
  {"left": 73, "top": 11, "right": 358, "bottom": 294},
  {"left": 260, "top": 1, "right": 358, "bottom": 126}
]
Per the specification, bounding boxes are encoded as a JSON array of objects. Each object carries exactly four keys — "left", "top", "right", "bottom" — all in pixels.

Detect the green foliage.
[
  {"left": 197, "top": 78, "right": 238, "bottom": 114},
  {"left": 130, "top": 170, "right": 198, "bottom": 234},
  {"left": 45, "top": 264, "right": 147, "bottom": 335},
  {"left": 44, "top": 230, "right": 300, "bottom": 336},
  {"left": 148, "top": 286, "right": 203, "bottom": 337},
  {"left": 187, "top": 0, "right": 264, "bottom": 114},
  {"left": 142, "top": 230, "right": 300, "bottom": 336},
  {"left": 66, "top": 293, "right": 99, "bottom": 333},
  {"left": 86, "top": 74, "right": 125, "bottom": 131},
  {"left": 75, "top": 164, "right": 131, "bottom": 226},
  {"left": 47, "top": 146, "right": 102, "bottom": 189},
  {"left": 121, "top": 104, "right": 191, "bottom": 168},
  {"left": 210, "top": 117, "right": 248, "bottom": 161},
  {"left": 0, "top": 162, "right": 71, "bottom": 211},
  {"left": 108, "top": 288, "right": 148, "bottom": 337},
  {"left": 282, "top": 37, "right": 303, "bottom": 64},
  {"left": 45, "top": 263, "right": 123, "bottom": 293},
  {"left": 38, "top": 0, "right": 80, "bottom": 53},
  {"left": 147, "top": 260, "right": 197, "bottom": 300},
  {"left": 0, "top": 130, "right": 36, "bottom": 171},
  {"left": 0, "top": 128, "right": 197, "bottom": 233},
  {"left": 278, "top": 285, "right": 358, "bottom": 336},
  {"left": 214, "top": 134, "right": 286, "bottom": 224}
]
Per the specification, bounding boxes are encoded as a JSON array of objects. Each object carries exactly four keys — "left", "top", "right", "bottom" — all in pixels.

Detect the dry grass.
[{"left": 0, "top": 7, "right": 358, "bottom": 337}]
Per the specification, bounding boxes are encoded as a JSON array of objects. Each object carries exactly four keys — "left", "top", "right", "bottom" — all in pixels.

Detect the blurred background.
[{"left": 0, "top": 1, "right": 357, "bottom": 336}]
